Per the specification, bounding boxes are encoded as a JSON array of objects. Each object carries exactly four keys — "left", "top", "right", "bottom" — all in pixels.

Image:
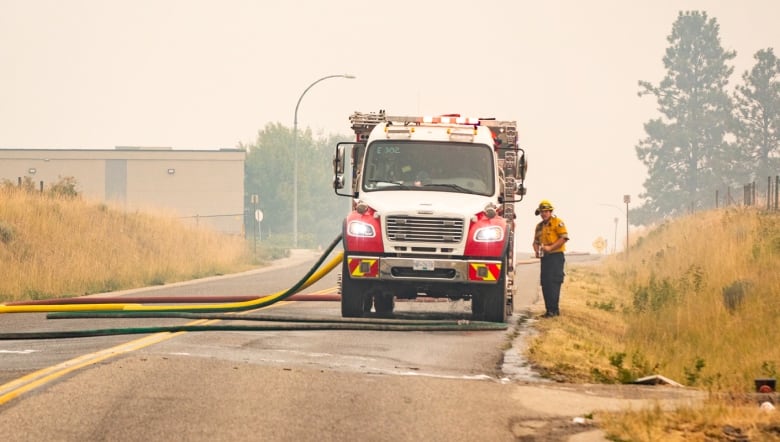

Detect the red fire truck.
[{"left": 333, "top": 110, "right": 527, "bottom": 322}]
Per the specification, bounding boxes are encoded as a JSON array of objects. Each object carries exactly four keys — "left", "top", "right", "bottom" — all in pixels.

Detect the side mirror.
[
  {"left": 334, "top": 144, "right": 346, "bottom": 176},
  {"left": 334, "top": 142, "right": 363, "bottom": 197},
  {"left": 517, "top": 150, "right": 527, "bottom": 181},
  {"left": 333, "top": 145, "right": 345, "bottom": 191},
  {"left": 333, "top": 175, "right": 345, "bottom": 190}
]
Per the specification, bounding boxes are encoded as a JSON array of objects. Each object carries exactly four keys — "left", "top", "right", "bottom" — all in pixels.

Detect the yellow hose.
[{"left": 0, "top": 252, "right": 343, "bottom": 314}]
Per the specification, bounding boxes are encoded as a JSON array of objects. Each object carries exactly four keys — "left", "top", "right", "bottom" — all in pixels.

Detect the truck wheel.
[
  {"left": 341, "top": 263, "right": 369, "bottom": 318},
  {"left": 374, "top": 294, "right": 395, "bottom": 316},
  {"left": 471, "top": 294, "right": 484, "bottom": 317},
  {"left": 481, "top": 282, "right": 507, "bottom": 322},
  {"left": 472, "top": 261, "right": 508, "bottom": 323}
]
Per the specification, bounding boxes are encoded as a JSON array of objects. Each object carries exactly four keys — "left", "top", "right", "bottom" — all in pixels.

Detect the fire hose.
[{"left": 0, "top": 234, "right": 507, "bottom": 339}]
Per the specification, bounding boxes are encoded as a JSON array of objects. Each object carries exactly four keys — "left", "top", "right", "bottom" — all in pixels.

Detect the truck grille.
[{"left": 385, "top": 216, "right": 464, "bottom": 243}]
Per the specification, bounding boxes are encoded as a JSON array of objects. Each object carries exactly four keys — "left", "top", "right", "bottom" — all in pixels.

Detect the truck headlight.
[
  {"left": 348, "top": 221, "right": 376, "bottom": 237},
  {"left": 474, "top": 226, "right": 503, "bottom": 242}
]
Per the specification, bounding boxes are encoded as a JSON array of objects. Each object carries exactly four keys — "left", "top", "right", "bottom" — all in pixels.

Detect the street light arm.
[
  {"left": 294, "top": 74, "right": 356, "bottom": 126},
  {"left": 598, "top": 203, "right": 623, "bottom": 213}
]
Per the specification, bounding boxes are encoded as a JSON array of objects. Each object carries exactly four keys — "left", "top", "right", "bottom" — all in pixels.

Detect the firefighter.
[{"left": 532, "top": 200, "right": 569, "bottom": 317}]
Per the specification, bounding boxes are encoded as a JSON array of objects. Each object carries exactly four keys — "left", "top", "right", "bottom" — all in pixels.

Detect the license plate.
[{"left": 413, "top": 259, "right": 435, "bottom": 271}]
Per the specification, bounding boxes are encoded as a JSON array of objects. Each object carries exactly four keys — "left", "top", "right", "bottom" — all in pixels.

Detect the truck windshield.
[{"left": 362, "top": 141, "right": 495, "bottom": 195}]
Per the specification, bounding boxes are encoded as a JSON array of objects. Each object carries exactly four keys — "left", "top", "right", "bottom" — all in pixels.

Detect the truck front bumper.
[{"left": 346, "top": 255, "right": 503, "bottom": 284}]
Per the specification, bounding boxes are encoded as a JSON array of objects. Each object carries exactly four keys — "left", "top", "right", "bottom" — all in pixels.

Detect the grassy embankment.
[
  {"left": 0, "top": 187, "right": 258, "bottom": 302},
  {"left": 526, "top": 208, "right": 780, "bottom": 440}
]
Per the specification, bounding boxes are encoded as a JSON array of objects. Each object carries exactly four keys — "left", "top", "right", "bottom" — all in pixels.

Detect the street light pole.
[
  {"left": 292, "top": 74, "right": 356, "bottom": 248},
  {"left": 613, "top": 217, "right": 618, "bottom": 254},
  {"left": 598, "top": 203, "right": 623, "bottom": 253},
  {"left": 624, "top": 195, "right": 631, "bottom": 258}
]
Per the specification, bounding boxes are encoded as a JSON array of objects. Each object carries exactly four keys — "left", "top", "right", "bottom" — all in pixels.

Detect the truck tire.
[
  {"left": 374, "top": 294, "right": 395, "bottom": 316},
  {"left": 472, "top": 260, "right": 508, "bottom": 323},
  {"left": 341, "top": 261, "right": 369, "bottom": 318}
]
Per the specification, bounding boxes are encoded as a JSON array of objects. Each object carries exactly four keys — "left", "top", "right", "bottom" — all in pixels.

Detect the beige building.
[{"left": 0, "top": 147, "right": 246, "bottom": 234}]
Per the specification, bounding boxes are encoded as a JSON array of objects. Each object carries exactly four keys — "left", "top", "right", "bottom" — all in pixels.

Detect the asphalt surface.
[{"left": 0, "top": 249, "right": 704, "bottom": 441}]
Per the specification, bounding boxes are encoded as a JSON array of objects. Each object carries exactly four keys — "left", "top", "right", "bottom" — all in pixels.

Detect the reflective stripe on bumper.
[{"left": 346, "top": 256, "right": 502, "bottom": 283}]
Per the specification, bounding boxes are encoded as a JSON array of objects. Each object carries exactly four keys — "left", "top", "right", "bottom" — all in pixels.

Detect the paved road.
[{"left": 0, "top": 250, "right": 699, "bottom": 441}]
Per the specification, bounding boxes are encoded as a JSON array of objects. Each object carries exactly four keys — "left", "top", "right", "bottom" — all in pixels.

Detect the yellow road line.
[
  {"left": 0, "top": 319, "right": 216, "bottom": 406},
  {"left": 0, "top": 286, "right": 336, "bottom": 405}
]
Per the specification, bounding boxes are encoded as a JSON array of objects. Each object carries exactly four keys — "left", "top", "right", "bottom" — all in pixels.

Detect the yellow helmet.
[{"left": 535, "top": 200, "right": 554, "bottom": 215}]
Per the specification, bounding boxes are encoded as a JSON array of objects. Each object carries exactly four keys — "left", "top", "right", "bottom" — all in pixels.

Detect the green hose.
[{"left": 0, "top": 233, "right": 510, "bottom": 339}]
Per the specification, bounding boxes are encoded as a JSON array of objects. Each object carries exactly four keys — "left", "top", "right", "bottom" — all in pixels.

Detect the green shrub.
[{"left": 0, "top": 221, "right": 14, "bottom": 244}]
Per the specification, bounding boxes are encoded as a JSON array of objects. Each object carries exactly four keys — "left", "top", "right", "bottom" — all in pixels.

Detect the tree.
[
  {"left": 734, "top": 48, "right": 780, "bottom": 181},
  {"left": 300, "top": 133, "right": 353, "bottom": 246},
  {"left": 634, "top": 11, "right": 737, "bottom": 224},
  {"left": 242, "top": 122, "right": 294, "bottom": 242},
  {"left": 243, "top": 123, "right": 350, "bottom": 247}
]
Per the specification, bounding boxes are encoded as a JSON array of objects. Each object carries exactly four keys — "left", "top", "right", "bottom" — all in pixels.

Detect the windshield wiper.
[
  {"left": 367, "top": 179, "right": 402, "bottom": 186},
  {"left": 419, "top": 183, "right": 479, "bottom": 194},
  {"left": 366, "top": 179, "right": 412, "bottom": 189}
]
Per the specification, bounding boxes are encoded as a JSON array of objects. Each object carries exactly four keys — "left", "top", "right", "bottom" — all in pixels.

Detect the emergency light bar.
[{"left": 421, "top": 115, "right": 480, "bottom": 125}]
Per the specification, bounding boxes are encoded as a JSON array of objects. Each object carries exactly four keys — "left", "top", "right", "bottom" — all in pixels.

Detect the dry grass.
[
  {"left": 0, "top": 187, "right": 253, "bottom": 301},
  {"left": 599, "top": 399, "right": 780, "bottom": 441},
  {"left": 615, "top": 209, "right": 780, "bottom": 392},
  {"left": 524, "top": 208, "right": 780, "bottom": 440},
  {"left": 526, "top": 265, "right": 629, "bottom": 383}
]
